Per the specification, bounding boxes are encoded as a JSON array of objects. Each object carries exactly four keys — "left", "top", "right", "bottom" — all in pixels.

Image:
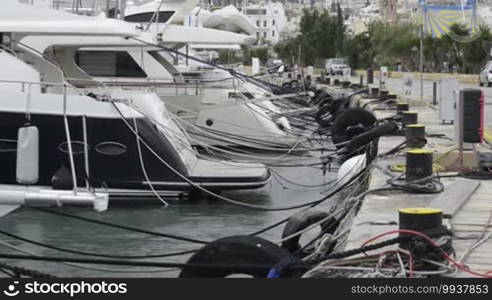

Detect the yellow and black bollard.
[
  {"left": 396, "top": 101, "right": 409, "bottom": 113},
  {"left": 402, "top": 111, "right": 418, "bottom": 128},
  {"left": 405, "top": 124, "right": 426, "bottom": 148},
  {"left": 398, "top": 207, "right": 443, "bottom": 250},
  {"left": 405, "top": 149, "right": 433, "bottom": 183}
]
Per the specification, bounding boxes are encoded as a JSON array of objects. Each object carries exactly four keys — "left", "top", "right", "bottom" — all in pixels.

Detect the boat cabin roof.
[{"left": 0, "top": 0, "right": 137, "bottom": 37}]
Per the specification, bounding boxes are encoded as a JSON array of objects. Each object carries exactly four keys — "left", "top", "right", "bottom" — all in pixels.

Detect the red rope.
[{"left": 361, "top": 229, "right": 492, "bottom": 278}]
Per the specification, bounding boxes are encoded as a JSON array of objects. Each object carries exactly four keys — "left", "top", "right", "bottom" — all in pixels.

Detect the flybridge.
[
  {"left": 2, "top": 1, "right": 254, "bottom": 45},
  {"left": 0, "top": 0, "right": 137, "bottom": 36}
]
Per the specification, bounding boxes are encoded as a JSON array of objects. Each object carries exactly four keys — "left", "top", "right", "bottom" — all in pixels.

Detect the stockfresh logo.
[
  {"left": 419, "top": 2, "right": 484, "bottom": 44},
  {"left": 445, "top": 8, "right": 483, "bottom": 44},
  {"left": 3, "top": 281, "right": 20, "bottom": 297}
]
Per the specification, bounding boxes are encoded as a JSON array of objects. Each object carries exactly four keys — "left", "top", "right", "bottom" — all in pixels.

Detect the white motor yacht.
[
  {"left": 0, "top": 1, "right": 271, "bottom": 208},
  {"left": 17, "top": 0, "right": 299, "bottom": 150}
]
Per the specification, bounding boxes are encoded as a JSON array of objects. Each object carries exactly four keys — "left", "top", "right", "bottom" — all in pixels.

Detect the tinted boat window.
[
  {"left": 75, "top": 51, "right": 147, "bottom": 78},
  {"left": 124, "top": 11, "right": 174, "bottom": 23}
]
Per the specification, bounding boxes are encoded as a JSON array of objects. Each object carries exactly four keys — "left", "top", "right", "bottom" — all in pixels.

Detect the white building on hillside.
[{"left": 241, "top": 1, "right": 287, "bottom": 44}]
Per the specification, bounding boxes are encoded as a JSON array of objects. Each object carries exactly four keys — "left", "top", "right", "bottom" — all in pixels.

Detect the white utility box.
[
  {"left": 307, "top": 66, "right": 314, "bottom": 76},
  {"left": 251, "top": 57, "right": 260, "bottom": 75},
  {"left": 439, "top": 78, "right": 459, "bottom": 124}
]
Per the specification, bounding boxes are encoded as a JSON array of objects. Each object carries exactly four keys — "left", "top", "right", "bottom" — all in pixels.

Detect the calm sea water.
[{"left": 0, "top": 156, "right": 339, "bottom": 277}]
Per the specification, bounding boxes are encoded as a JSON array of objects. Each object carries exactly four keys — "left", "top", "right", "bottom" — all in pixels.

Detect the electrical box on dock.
[
  {"left": 455, "top": 88, "right": 484, "bottom": 145},
  {"left": 438, "top": 78, "right": 459, "bottom": 123}
]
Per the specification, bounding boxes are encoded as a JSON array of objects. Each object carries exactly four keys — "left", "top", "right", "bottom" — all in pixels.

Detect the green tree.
[
  {"left": 335, "top": 1, "right": 345, "bottom": 57},
  {"left": 276, "top": 10, "right": 490, "bottom": 74},
  {"left": 276, "top": 8, "right": 341, "bottom": 66},
  {"left": 241, "top": 45, "right": 270, "bottom": 65},
  {"left": 273, "top": 37, "right": 300, "bottom": 65},
  {"left": 463, "top": 25, "right": 492, "bottom": 73},
  {"left": 346, "top": 21, "right": 418, "bottom": 71},
  {"left": 345, "top": 32, "right": 371, "bottom": 70}
]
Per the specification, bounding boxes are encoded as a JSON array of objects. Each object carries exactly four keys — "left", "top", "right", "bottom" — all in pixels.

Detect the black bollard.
[
  {"left": 406, "top": 124, "right": 426, "bottom": 148},
  {"left": 402, "top": 111, "right": 418, "bottom": 127},
  {"left": 396, "top": 102, "right": 410, "bottom": 113},
  {"left": 433, "top": 81, "right": 437, "bottom": 106},
  {"left": 367, "top": 68, "right": 374, "bottom": 84},
  {"left": 398, "top": 207, "right": 443, "bottom": 250},
  {"left": 405, "top": 149, "right": 433, "bottom": 183}
]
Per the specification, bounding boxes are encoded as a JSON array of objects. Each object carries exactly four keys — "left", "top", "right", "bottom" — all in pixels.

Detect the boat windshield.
[{"left": 124, "top": 11, "right": 175, "bottom": 24}]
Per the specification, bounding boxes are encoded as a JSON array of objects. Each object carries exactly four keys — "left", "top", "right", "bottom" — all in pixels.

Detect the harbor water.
[{"left": 0, "top": 157, "right": 338, "bottom": 277}]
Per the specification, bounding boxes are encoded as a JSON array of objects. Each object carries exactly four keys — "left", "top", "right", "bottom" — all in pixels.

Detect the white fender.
[
  {"left": 16, "top": 125, "right": 39, "bottom": 185},
  {"left": 337, "top": 154, "right": 367, "bottom": 186}
]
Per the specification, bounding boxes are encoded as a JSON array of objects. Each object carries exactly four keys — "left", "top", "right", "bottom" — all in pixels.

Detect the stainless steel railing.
[
  {"left": 83, "top": 77, "right": 206, "bottom": 96},
  {"left": 0, "top": 79, "right": 84, "bottom": 193}
]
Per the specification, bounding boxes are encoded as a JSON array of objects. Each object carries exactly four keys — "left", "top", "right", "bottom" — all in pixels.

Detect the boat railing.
[
  {"left": 87, "top": 77, "right": 206, "bottom": 96},
  {"left": 0, "top": 78, "right": 90, "bottom": 198},
  {"left": 181, "top": 75, "right": 237, "bottom": 85},
  {"left": 0, "top": 78, "right": 84, "bottom": 95},
  {"left": 0, "top": 77, "right": 111, "bottom": 210}
]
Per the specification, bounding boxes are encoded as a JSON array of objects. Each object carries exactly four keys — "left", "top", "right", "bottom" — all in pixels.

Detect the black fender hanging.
[
  {"left": 281, "top": 209, "right": 339, "bottom": 258},
  {"left": 331, "top": 108, "right": 377, "bottom": 149},
  {"left": 315, "top": 98, "right": 350, "bottom": 128},
  {"left": 337, "top": 121, "right": 399, "bottom": 164},
  {"left": 179, "top": 235, "right": 296, "bottom": 278},
  {"left": 342, "top": 121, "right": 399, "bottom": 155}
]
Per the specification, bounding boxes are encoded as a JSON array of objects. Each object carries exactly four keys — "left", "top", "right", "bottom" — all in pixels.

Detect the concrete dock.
[{"left": 323, "top": 82, "right": 492, "bottom": 277}]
